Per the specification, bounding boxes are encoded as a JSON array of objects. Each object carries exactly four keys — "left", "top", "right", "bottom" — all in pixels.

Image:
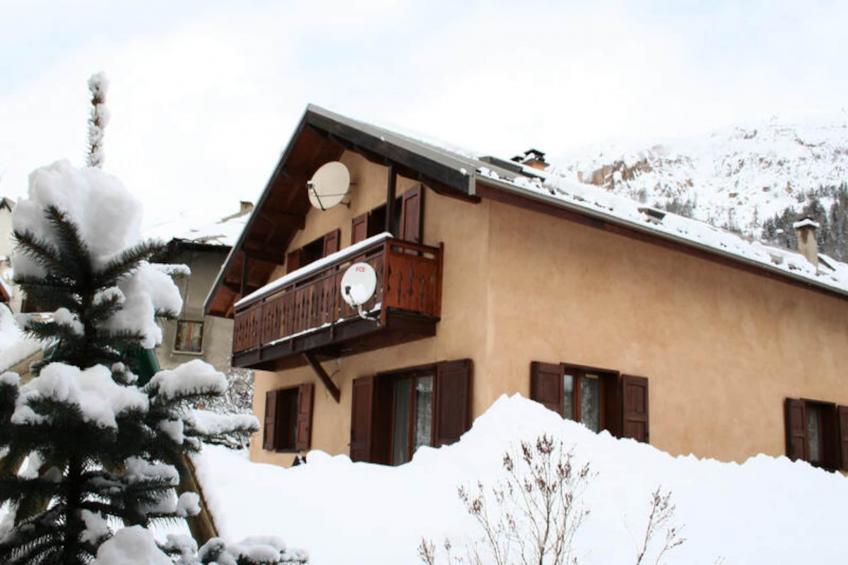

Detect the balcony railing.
[{"left": 232, "top": 237, "right": 442, "bottom": 367}]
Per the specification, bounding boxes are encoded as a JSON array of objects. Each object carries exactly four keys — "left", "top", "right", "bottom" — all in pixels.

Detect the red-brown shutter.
[
  {"left": 351, "top": 213, "right": 369, "bottom": 244},
  {"left": 322, "top": 229, "right": 340, "bottom": 257},
  {"left": 433, "top": 359, "right": 472, "bottom": 447},
  {"left": 620, "top": 374, "right": 649, "bottom": 443},
  {"left": 286, "top": 249, "right": 303, "bottom": 274},
  {"left": 399, "top": 185, "right": 423, "bottom": 243},
  {"left": 784, "top": 398, "right": 807, "bottom": 461},
  {"left": 837, "top": 405, "right": 848, "bottom": 470},
  {"left": 530, "top": 362, "right": 563, "bottom": 415},
  {"left": 295, "top": 383, "right": 314, "bottom": 451},
  {"left": 263, "top": 390, "right": 278, "bottom": 451},
  {"left": 350, "top": 376, "right": 375, "bottom": 462}
]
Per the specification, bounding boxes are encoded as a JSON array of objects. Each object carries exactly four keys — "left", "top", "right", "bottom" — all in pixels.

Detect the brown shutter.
[
  {"left": 351, "top": 213, "right": 369, "bottom": 244},
  {"left": 433, "top": 359, "right": 473, "bottom": 447},
  {"left": 621, "top": 374, "right": 649, "bottom": 443},
  {"left": 350, "top": 376, "right": 375, "bottom": 462},
  {"left": 838, "top": 406, "right": 848, "bottom": 470},
  {"left": 530, "top": 361, "right": 563, "bottom": 415},
  {"left": 286, "top": 249, "right": 302, "bottom": 274},
  {"left": 295, "top": 383, "right": 314, "bottom": 451},
  {"left": 784, "top": 398, "right": 807, "bottom": 461},
  {"left": 399, "top": 185, "right": 423, "bottom": 243},
  {"left": 263, "top": 390, "right": 278, "bottom": 451},
  {"left": 322, "top": 229, "right": 340, "bottom": 257}
]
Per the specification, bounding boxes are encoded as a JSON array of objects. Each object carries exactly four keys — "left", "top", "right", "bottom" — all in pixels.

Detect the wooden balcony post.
[{"left": 385, "top": 163, "right": 397, "bottom": 236}]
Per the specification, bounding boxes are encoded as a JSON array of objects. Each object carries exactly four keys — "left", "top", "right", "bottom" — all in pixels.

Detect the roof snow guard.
[{"left": 205, "top": 105, "right": 848, "bottom": 318}]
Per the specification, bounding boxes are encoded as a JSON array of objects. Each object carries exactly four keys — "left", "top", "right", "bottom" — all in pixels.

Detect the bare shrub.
[{"left": 634, "top": 487, "right": 686, "bottom": 565}]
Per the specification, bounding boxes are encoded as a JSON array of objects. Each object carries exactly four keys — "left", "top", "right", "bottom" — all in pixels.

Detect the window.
[
  {"left": 784, "top": 398, "right": 848, "bottom": 471},
  {"left": 263, "top": 383, "right": 314, "bottom": 452},
  {"left": 174, "top": 320, "right": 203, "bottom": 353},
  {"left": 531, "top": 361, "right": 649, "bottom": 443},
  {"left": 351, "top": 185, "right": 424, "bottom": 245},
  {"left": 286, "top": 229, "right": 340, "bottom": 274},
  {"left": 390, "top": 372, "right": 434, "bottom": 465},
  {"left": 349, "top": 359, "right": 471, "bottom": 465}
]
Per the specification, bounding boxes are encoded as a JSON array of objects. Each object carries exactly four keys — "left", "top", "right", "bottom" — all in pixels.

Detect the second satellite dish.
[
  {"left": 308, "top": 161, "right": 350, "bottom": 210},
  {"left": 341, "top": 262, "right": 377, "bottom": 307}
]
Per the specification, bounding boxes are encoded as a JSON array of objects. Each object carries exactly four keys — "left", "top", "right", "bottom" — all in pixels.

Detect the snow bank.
[
  {"left": 193, "top": 394, "right": 848, "bottom": 564},
  {"left": 93, "top": 526, "right": 171, "bottom": 565},
  {"left": 0, "top": 304, "right": 41, "bottom": 371}
]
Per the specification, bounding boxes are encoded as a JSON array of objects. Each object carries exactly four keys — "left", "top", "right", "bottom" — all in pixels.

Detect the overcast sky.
[{"left": 2, "top": 0, "right": 847, "bottom": 226}]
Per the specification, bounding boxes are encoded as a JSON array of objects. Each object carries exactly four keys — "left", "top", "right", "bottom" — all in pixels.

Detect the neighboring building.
[
  {"left": 148, "top": 203, "right": 253, "bottom": 372},
  {"left": 0, "top": 197, "right": 21, "bottom": 312},
  {"left": 205, "top": 105, "right": 848, "bottom": 472}
]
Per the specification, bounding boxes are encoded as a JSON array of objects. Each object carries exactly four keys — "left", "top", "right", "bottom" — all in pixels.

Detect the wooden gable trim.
[{"left": 476, "top": 181, "right": 848, "bottom": 303}]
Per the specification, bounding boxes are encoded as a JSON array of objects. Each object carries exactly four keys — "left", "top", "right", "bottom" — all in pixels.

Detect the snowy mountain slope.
[{"left": 553, "top": 115, "right": 848, "bottom": 234}]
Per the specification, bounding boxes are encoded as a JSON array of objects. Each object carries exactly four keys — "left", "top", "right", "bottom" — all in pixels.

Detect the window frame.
[
  {"left": 787, "top": 397, "right": 844, "bottom": 471},
  {"left": 173, "top": 319, "right": 204, "bottom": 355},
  {"left": 264, "top": 384, "right": 314, "bottom": 453},
  {"left": 561, "top": 366, "right": 609, "bottom": 433},
  {"left": 388, "top": 368, "right": 435, "bottom": 466}
]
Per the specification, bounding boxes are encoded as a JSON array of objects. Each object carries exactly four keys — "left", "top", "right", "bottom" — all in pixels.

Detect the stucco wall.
[
  {"left": 483, "top": 197, "right": 848, "bottom": 462},
  {"left": 249, "top": 156, "right": 848, "bottom": 468},
  {"left": 157, "top": 246, "right": 234, "bottom": 373},
  {"left": 249, "top": 151, "right": 492, "bottom": 466}
]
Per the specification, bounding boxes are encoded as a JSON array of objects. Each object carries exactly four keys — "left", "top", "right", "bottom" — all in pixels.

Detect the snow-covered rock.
[{"left": 193, "top": 394, "right": 848, "bottom": 564}]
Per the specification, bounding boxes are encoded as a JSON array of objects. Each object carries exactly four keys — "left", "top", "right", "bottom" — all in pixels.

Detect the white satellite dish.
[
  {"left": 341, "top": 262, "right": 377, "bottom": 308},
  {"left": 307, "top": 161, "right": 350, "bottom": 210}
]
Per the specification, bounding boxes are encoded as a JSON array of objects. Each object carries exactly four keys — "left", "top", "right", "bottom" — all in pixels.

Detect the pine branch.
[
  {"left": 11, "top": 230, "right": 68, "bottom": 277},
  {"left": 94, "top": 240, "right": 165, "bottom": 287},
  {"left": 44, "top": 206, "right": 93, "bottom": 281}
]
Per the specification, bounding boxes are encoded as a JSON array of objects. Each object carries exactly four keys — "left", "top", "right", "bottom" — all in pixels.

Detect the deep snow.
[{"left": 193, "top": 394, "right": 848, "bottom": 564}]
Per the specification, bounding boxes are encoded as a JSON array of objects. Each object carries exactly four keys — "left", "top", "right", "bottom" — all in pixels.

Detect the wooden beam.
[
  {"left": 302, "top": 352, "right": 341, "bottom": 403},
  {"left": 386, "top": 163, "right": 397, "bottom": 236}
]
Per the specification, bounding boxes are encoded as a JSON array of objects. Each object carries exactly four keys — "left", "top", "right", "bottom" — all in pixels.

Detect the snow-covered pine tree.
[
  {"left": 0, "top": 74, "right": 292, "bottom": 563},
  {"left": 86, "top": 72, "right": 109, "bottom": 169}
]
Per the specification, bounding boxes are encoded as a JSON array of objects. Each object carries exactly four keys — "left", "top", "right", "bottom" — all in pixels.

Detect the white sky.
[{"left": 1, "top": 0, "right": 847, "bottom": 226}]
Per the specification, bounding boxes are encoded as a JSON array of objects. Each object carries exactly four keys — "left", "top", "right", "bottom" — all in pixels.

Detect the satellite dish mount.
[
  {"left": 341, "top": 262, "right": 379, "bottom": 322},
  {"left": 308, "top": 161, "right": 351, "bottom": 211}
]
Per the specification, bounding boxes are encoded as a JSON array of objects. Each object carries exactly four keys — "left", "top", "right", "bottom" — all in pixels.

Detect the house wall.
[
  {"left": 158, "top": 246, "right": 234, "bottom": 373},
  {"left": 250, "top": 151, "right": 492, "bottom": 466},
  {"left": 249, "top": 153, "right": 848, "bottom": 468},
  {"left": 483, "top": 197, "right": 848, "bottom": 462}
]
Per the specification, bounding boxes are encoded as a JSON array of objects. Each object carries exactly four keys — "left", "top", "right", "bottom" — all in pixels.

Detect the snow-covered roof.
[
  {"left": 144, "top": 205, "right": 252, "bottom": 248},
  {"left": 320, "top": 106, "right": 848, "bottom": 297},
  {"left": 0, "top": 304, "right": 42, "bottom": 371},
  {"left": 793, "top": 218, "right": 820, "bottom": 230}
]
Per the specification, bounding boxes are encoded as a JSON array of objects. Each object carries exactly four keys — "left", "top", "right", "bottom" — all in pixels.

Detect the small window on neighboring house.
[
  {"left": 263, "top": 383, "right": 314, "bottom": 452},
  {"left": 174, "top": 320, "right": 203, "bottom": 353},
  {"left": 785, "top": 398, "right": 848, "bottom": 471},
  {"left": 531, "top": 362, "right": 650, "bottom": 443}
]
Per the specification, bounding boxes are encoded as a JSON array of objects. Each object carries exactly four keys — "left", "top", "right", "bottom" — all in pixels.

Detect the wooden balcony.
[{"left": 231, "top": 237, "right": 442, "bottom": 371}]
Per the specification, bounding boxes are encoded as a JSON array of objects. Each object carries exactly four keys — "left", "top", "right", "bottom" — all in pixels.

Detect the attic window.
[{"left": 638, "top": 207, "right": 666, "bottom": 223}]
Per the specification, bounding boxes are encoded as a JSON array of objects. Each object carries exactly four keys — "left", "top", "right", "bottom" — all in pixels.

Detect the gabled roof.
[{"left": 205, "top": 105, "right": 848, "bottom": 317}]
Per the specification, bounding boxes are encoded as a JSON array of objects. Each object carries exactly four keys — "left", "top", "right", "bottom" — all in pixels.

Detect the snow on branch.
[
  {"left": 146, "top": 359, "right": 227, "bottom": 402},
  {"left": 86, "top": 72, "right": 110, "bottom": 168}
]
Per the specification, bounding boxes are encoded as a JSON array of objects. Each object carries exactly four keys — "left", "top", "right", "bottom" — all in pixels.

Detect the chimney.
[
  {"left": 239, "top": 201, "right": 254, "bottom": 216},
  {"left": 793, "top": 216, "right": 819, "bottom": 267},
  {"left": 512, "top": 148, "right": 548, "bottom": 170}
]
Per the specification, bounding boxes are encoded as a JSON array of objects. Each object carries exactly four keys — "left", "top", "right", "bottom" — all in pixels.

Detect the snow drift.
[{"left": 193, "top": 394, "right": 848, "bottom": 564}]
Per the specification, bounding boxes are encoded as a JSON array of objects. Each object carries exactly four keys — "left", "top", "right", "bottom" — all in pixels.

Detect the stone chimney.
[
  {"left": 793, "top": 216, "right": 819, "bottom": 267},
  {"left": 512, "top": 148, "right": 548, "bottom": 170},
  {"left": 238, "top": 200, "right": 254, "bottom": 216}
]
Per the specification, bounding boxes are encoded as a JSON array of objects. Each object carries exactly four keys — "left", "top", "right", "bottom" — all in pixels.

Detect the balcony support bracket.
[{"left": 303, "top": 352, "right": 341, "bottom": 403}]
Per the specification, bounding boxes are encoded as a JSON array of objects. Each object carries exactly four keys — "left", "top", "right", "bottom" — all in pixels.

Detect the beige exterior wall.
[
  {"left": 157, "top": 246, "right": 234, "bottom": 373},
  {"left": 249, "top": 151, "right": 848, "bottom": 467}
]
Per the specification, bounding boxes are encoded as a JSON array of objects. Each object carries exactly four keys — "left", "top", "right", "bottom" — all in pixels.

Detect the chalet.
[{"left": 205, "top": 105, "right": 848, "bottom": 471}]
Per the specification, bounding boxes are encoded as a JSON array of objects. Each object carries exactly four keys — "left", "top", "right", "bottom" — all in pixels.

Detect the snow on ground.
[
  {"left": 0, "top": 304, "right": 41, "bottom": 371},
  {"left": 193, "top": 394, "right": 848, "bottom": 564}
]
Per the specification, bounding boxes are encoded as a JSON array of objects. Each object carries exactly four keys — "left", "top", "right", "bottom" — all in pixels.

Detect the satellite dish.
[
  {"left": 341, "top": 262, "right": 377, "bottom": 307},
  {"left": 308, "top": 161, "right": 350, "bottom": 210}
]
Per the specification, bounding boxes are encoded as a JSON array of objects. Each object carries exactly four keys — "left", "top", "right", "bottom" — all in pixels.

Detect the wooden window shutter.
[
  {"left": 351, "top": 213, "right": 369, "bottom": 244},
  {"left": 295, "top": 383, "right": 314, "bottom": 451},
  {"left": 350, "top": 376, "right": 375, "bottom": 462},
  {"left": 620, "top": 375, "right": 649, "bottom": 443},
  {"left": 530, "top": 361, "right": 563, "bottom": 415},
  {"left": 286, "top": 248, "right": 303, "bottom": 274},
  {"left": 433, "top": 359, "right": 473, "bottom": 447},
  {"left": 838, "top": 406, "right": 848, "bottom": 470},
  {"left": 263, "top": 390, "right": 278, "bottom": 451},
  {"left": 322, "top": 229, "right": 340, "bottom": 257},
  {"left": 399, "top": 185, "right": 424, "bottom": 243},
  {"left": 784, "top": 398, "right": 807, "bottom": 461}
]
